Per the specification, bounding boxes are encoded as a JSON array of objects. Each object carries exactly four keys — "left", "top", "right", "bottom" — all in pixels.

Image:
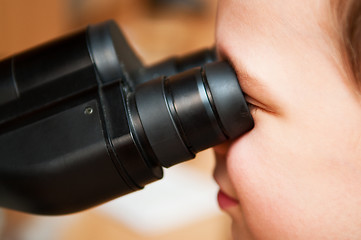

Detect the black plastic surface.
[
  {"left": 204, "top": 62, "right": 254, "bottom": 138},
  {"left": 0, "top": 58, "right": 18, "bottom": 105},
  {"left": 87, "top": 20, "right": 143, "bottom": 86},
  {"left": 134, "top": 77, "right": 194, "bottom": 168},
  {"left": 165, "top": 68, "right": 226, "bottom": 153},
  {"left": 0, "top": 30, "right": 98, "bottom": 129},
  {"left": 0, "top": 101, "right": 132, "bottom": 214},
  {"left": 137, "top": 48, "right": 216, "bottom": 85}
]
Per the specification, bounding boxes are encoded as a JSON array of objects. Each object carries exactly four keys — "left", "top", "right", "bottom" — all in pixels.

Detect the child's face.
[{"left": 213, "top": 0, "right": 361, "bottom": 239}]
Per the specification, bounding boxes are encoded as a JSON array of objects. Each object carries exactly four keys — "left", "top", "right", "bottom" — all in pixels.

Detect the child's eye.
[
  {"left": 245, "top": 95, "right": 258, "bottom": 109},
  {"left": 244, "top": 94, "right": 267, "bottom": 114},
  {"left": 246, "top": 101, "right": 257, "bottom": 109},
  {"left": 246, "top": 101, "right": 259, "bottom": 114},
  {"left": 244, "top": 94, "right": 275, "bottom": 114}
]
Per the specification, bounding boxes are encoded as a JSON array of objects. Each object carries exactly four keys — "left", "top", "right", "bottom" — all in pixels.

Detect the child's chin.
[{"left": 229, "top": 210, "right": 254, "bottom": 240}]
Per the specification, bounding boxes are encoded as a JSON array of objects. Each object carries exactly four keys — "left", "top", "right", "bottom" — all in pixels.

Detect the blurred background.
[{"left": 0, "top": 0, "right": 233, "bottom": 239}]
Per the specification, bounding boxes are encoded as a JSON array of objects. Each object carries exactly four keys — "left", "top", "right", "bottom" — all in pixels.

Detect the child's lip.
[{"left": 217, "top": 189, "right": 239, "bottom": 210}]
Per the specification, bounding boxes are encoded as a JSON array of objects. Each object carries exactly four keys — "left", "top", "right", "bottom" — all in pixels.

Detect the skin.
[{"left": 213, "top": 0, "right": 361, "bottom": 239}]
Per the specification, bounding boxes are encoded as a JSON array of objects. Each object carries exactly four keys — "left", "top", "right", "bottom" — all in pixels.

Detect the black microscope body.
[{"left": 0, "top": 21, "right": 253, "bottom": 215}]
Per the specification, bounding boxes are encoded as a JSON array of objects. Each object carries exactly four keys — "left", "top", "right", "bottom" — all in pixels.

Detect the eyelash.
[
  {"left": 244, "top": 95, "right": 262, "bottom": 114},
  {"left": 244, "top": 94, "right": 278, "bottom": 115},
  {"left": 246, "top": 101, "right": 259, "bottom": 112},
  {"left": 244, "top": 95, "right": 256, "bottom": 108}
]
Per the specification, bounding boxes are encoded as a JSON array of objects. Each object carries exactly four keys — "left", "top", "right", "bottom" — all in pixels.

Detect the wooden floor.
[{"left": 0, "top": 0, "right": 233, "bottom": 239}]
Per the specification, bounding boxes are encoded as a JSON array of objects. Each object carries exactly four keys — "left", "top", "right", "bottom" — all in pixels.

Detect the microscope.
[{"left": 0, "top": 20, "right": 253, "bottom": 215}]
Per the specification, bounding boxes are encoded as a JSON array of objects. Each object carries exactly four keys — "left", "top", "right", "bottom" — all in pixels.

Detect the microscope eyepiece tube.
[{"left": 130, "top": 62, "right": 253, "bottom": 168}]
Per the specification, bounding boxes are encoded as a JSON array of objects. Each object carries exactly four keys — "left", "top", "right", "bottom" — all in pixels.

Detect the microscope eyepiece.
[{"left": 130, "top": 62, "right": 253, "bottom": 168}]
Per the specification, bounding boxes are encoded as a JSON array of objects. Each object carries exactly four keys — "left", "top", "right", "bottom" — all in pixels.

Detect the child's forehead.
[
  {"left": 218, "top": 0, "right": 334, "bottom": 50},
  {"left": 226, "top": 0, "right": 330, "bottom": 27}
]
